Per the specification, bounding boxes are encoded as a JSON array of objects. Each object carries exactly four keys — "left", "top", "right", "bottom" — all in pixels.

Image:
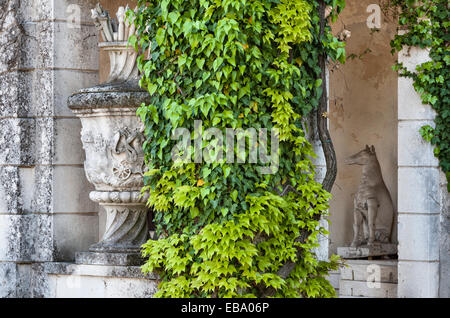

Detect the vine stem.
[
  {"left": 317, "top": 1, "right": 337, "bottom": 195},
  {"left": 261, "top": 1, "right": 338, "bottom": 297}
]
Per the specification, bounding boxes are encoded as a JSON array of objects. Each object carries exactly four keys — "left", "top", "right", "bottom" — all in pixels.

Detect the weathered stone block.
[
  {"left": 53, "top": 21, "right": 99, "bottom": 70},
  {"left": 16, "top": 264, "right": 32, "bottom": 298},
  {"left": 0, "top": 166, "right": 21, "bottom": 214},
  {"left": 326, "top": 270, "right": 341, "bottom": 291},
  {"left": 0, "top": 118, "right": 36, "bottom": 166},
  {"left": 54, "top": 118, "right": 85, "bottom": 165},
  {"left": 32, "top": 165, "right": 53, "bottom": 213},
  {"left": 0, "top": 0, "right": 22, "bottom": 74},
  {"left": 398, "top": 46, "right": 431, "bottom": 73},
  {"left": 0, "top": 70, "right": 54, "bottom": 118},
  {"left": 45, "top": 263, "right": 158, "bottom": 298},
  {"left": 398, "top": 214, "right": 440, "bottom": 261},
  {"left": 18, "top": 0, "right": 53, "bottom": 22},
  {"left": 34, "top": 118, "right": 54, "bottom": 165},
  {"left": 339, "top": 280, "right": 397, "bottom": 298},
  {"left": 0, "top": 215, "right": 24, "bottom": 261},
  {"left": 340, "top": 260, "right": 398, "bottom": 283},
  {"left": 18, "top": 167, "right": 35, "bottom": 213},
  {"left": 19, "top": 0, "right": 99, "bottom": 24},
  {"left": 52, "top": 166, "right": 96, "bottom": 213},
  {"left": 0, "top": 71, "right": 24, "bottom": 117},
  {"left": 398, "top": 120, "right": 439, "bottom": 167},
  {"left": 31, "top": 263, "right": 52, "bottom": 298},
  {"left": 29, "top": 214, "right": 54, "bottom": 262},
  {"left": 53, "top": 69, "right": 99, "bottom": 117},
  {"left": 104, "top": 277, "right": 158, "bottom": 298},
  {"left": 53, "top": 214, "right": 98, "bottom": 262},
  {"left": 18, "top": 20, "right": 98, "bottom": 71},
  {"left": 398, "top": 77, "right": 436, "bottom": 120},
  {"left": 53, "top": 0, "right": 99, "bottom": 24},
  {"left": 1, "top": 214, "right": 54, "bottom": 262},
  {"left": 398, "top": 167, "right": 441, "bottom": 213},
  {"left": 75, "top": 251, "right": 145, "bottom": 266},
  {"left": 19, "top": 21, "right": 54, "bottom": 70},
  {"left": 0, "top": 213, "right": 53, "bottom": 262},
  {"left": 28, "top": 70, "right": 55, "bottom": 117},
  {"left": 0, "top": 262, "right": 17, "bottom": 298},
  {"left": 397, "top": 261, "right": 439, "bottom": 298}
]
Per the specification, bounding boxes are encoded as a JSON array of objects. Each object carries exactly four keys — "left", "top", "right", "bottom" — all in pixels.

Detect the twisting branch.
[
  {"left": 260, "top": 1, "right": 338, "bottom": 297},
  {"left": 317, "top": 0, "right": 337, "bottom": 194}
]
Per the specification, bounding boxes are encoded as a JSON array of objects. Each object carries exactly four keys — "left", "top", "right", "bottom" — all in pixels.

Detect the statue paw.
[{"left": 350, "top": 240, "right": 359, "bottom": 248}]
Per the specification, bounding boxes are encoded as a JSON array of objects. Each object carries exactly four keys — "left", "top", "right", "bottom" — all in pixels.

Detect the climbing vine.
[
  {"left": 128, "top": 0, "right": 346, "bottom": 298},
  {"left": 388, "top": 0, "right": 449, "bottom": 191}
]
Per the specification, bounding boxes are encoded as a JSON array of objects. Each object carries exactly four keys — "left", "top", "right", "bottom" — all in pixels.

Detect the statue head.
[{"left": 345, "top": 145, "right": 376, "bottom": 165}]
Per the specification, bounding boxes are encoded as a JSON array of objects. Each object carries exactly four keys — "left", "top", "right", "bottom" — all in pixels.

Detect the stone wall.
[
  {"left": 0, "top": 0, "right": 447, "bottom": 299},
  {"left": 0, "top": 0, "right": 99, "bottom": 297},
  {"left": 397, "top": 44, "right": 449, "bottom": 298}
]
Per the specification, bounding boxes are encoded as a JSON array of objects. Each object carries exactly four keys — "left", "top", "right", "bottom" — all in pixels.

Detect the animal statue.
[{"left": 345, "top": 145, "right": 395, "bottom": 247}]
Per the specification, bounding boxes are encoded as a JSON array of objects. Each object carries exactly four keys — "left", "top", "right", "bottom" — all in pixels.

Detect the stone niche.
[
  {"left": 328, "top": 0, "right": 398, "bottom": 255},
  {"left": 327, "top": 0, "right": 399, "bottom": 298}
]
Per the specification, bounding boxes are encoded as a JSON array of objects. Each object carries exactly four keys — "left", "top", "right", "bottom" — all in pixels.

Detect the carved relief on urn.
[{"left": 68, "top": 4, "right": 151, "bottom": 264}]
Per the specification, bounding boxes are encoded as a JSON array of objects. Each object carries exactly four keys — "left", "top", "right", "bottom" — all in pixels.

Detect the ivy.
[
  {"left": 389, "top": 0, "right": 450, "bottom": 191},
  {"left": 128, "top": 0, "right": 345, "bottom": 298}
]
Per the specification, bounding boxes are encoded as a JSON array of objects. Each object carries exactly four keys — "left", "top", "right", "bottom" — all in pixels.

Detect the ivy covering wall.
[{"left": 128, "top": 0, "right": 346, "bottom": 298}]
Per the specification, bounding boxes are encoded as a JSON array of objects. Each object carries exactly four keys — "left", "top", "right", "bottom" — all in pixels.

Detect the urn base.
[{"left": 75, "top": 251, "right": 145, "bottom": 266}]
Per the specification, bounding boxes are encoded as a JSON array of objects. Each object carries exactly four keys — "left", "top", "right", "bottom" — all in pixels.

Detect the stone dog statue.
[{"left": 345, "top": 145, "right": 395, "bottom": 247}]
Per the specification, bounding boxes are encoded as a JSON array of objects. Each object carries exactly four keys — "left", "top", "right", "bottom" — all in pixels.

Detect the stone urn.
[{"left": 68, "top": 4, "right": 151, "bottom": 265}]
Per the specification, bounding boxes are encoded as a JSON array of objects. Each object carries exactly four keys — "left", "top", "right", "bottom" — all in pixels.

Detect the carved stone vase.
[{"left": 68, "top": 4, "right": 151, "bottom": 265}]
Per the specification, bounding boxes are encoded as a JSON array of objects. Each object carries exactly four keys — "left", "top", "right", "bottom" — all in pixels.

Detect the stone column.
[
  {"left": 397, "top": 45, "right": 444, "bottom": 297},
  {"left": 0, "top": 0, "right": 99, "bottom": 297}
]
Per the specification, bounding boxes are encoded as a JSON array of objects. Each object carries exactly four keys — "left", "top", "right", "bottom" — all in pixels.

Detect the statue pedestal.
[
  {"left": 337, "top": 243, "right": 397, "bottom": 259},
  {"left": 75, "top": 251, "right": 145, "bottom": 266},
  {"left": 338, "top": 259, "right": 398, "bottom": 298}
]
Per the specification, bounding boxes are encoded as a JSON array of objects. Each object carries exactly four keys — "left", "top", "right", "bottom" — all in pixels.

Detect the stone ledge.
[
  {"left": 44, "top": 262, "right": 159, "bottom": 280},
  {"left": 75, "top": 251, "right": 146, "bottom": 267},
  {"left": 337, "top": 244, "right": 397, "bottom": 259}
]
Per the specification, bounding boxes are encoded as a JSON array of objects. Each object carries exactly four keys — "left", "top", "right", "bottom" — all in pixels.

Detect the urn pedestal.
[
  {"left": 68, "top": 82, "right": 151, "bottom": 266},
  {"left": 67, "top": 4, "right": 152, "bottom": 266}
]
